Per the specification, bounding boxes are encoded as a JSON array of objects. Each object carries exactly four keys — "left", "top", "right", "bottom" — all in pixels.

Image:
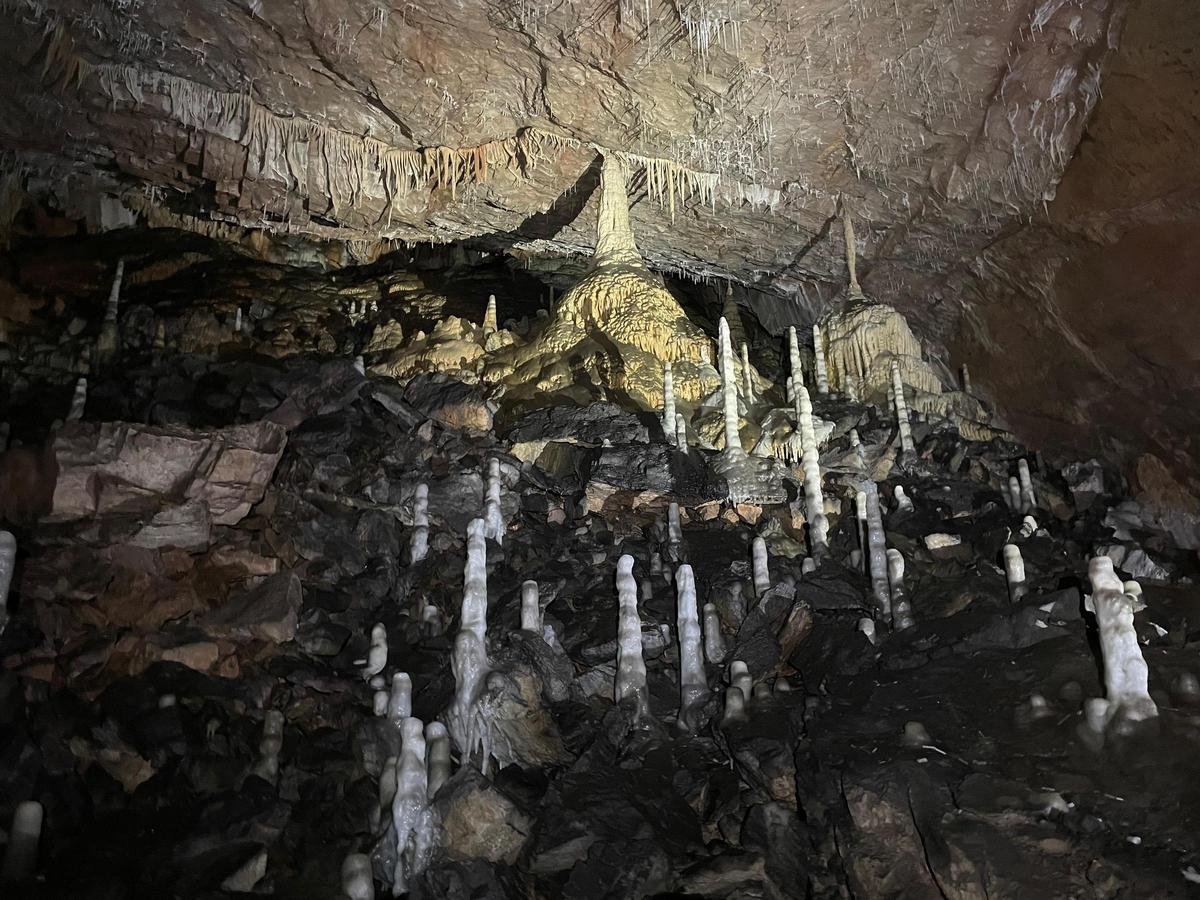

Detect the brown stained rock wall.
[{"left": 955, "top": 0, "right": 1200, "bottom": 495}]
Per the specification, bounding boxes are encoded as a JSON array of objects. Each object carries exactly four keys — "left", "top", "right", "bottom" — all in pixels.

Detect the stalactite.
[{"left": 841, "top": 198, "right": 865, "bottom": 299}]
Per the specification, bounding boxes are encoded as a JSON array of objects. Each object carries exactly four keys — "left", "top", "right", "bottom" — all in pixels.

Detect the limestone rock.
[
  {"left": 198, "top": 571, "right": 301, "bottom": 643},
  {"left": 402, "top": 373, "right": 493, "bottom": 433},
  {"left": 49, "top": 420, "right": 286, "bottom": 526},
  {"left": 435, "top": 769, "right": 532, "bottom": 864},
  {"left": 129, "top": 499, "right": 212, "bottom": 551}
]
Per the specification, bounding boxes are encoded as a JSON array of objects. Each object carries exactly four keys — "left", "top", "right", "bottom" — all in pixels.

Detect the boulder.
[
  {"left": 49, "top": 420, "right": 286, "bottom": 525},
  {"left": 402, "top": 373, "right": 493, "bottom": 433},
  {"left": 198, "top": 571, "right": 301, "bottom": 643},
  {"left": 435, "top": 769, "right": 533, "bottom": 864}
]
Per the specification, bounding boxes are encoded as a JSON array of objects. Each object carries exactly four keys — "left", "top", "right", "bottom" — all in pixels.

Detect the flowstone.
[
  {"left": 485, "top": 153, "right": 720, "bottom": 409},
  {"left": 819, "top": 299, "right": 942, "bottom": 402}
]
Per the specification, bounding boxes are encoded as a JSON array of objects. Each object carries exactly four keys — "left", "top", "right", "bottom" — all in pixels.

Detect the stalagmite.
[
  {"left": 409, "top": 484, "right": 429, "bottom": 564},
  {"left": 252, "top": 710, "right": 284, "bottom": 784},
  {"left": 484, "top": 459, "right": 504, "bottom": 544},
  {"left": 354, "top": 355, "right": 366, "bottom": 375},
  {"left": 662, "top": 362, "right": 676, "bottom": 443},
  {"left": 721, "top": 686, "right": 748, "bottom": 726},
  {"left": 391, "top": 717, "right": 436, "bottom": 894},
  {"left": 675, "top": 413, "right": 688, "bottom": 452},
  {"left": 675, "top": 564, "right": 707, "bottom": 730},
  {"left": 66, "top": 376, "right": 87, "bottom": 421},
  {"left": 893, "top": 485, "right": 914, "bottom": 513},
  {"left": 1020, "top": 515, "right": 1038, "bottom": 539},
  {"left": 668, "top": 502, "right": 683, "bottom": 547},
  {"left": 1003, "top": 544, "right": 1027, "bottom": 601},
  {"left": 1007, "top": 476, "right": 1022, "bottom": 510},
  {"left": 341, "top": 854, "right": 374, "bottom": 900},
  {"left": 751, "top": 536, "right": 770, "bottom": 599},
  {"left": 859, "top": 618, "right": 877, "bottom": 645},
  {"left": 373, "top": 691, "right": 389, "bottom": 717},
  {"left": 719, "top": 317, "right": 742, "bottom": 455},
  {"left": 425, "top": 721, "right": 451, "bottom": 799},
  {"left": 615, "top": 554, "right": 649, "bottom": 719},
  {"left": 363, "top": 623, "right": 388, "bottom": 684},
  {"left": 388, "top": 673, "right": 412, "bottom": 728},
  {"left": 483, "top": 294, "right": 498, "bottom": 333},
  {"left": 855, "top": 489, "right": 868, "bottom": 569},
  {"left": 864, "top": 483, "right": 891, "bottom": 619},
  {"left": 0, "top": 531, "right": 14, "bottom": 638},
  {"left": 1084, "top": 556, "right": 1158, "bottom": 732},
  {"left": 740, "top": 342, "right": 754, "bottom": 402},
  {"left": 1017, "top": 459, "right": 1037, "bottom": 512},
  {"left": 96, "top": 258, "right": 125, "bottom": 364},
  {"left": 845, "top": 375, "right": 859, "bottom": 402},
  {"left": 703, "top": 602, "right": 726, "bottom": 663},
  {"left": 887, "top": 549, "right": 914, "bottom": 630},
  {"left": 2, "top": 801, "right": 43, "bottom": 883},
  {"left": 448, "top": 518, "right": 491, "bottom": 766},
  {"left": 787, "top": 326, "right": 804, "bottom": 400},
  {"left": 520, "top": 580, "right": 541, "bottom": 632},
  {"left": 960, "top": 364, "right": 971, "bottom": 394},
  {"left": 813, "top": 324, "right": 829, "bottom": 395},
  {"left": 730, "top": 660, "right": 753, "bottom": 703},
  {"left": 891, "top": 359, "right": 914, "bottom": 454},
  {"left": 795, "top": 384, "right": 829, "bottom": 556},
  {"left": 235, "top": 307, "right": 243, "bottom": 333}
]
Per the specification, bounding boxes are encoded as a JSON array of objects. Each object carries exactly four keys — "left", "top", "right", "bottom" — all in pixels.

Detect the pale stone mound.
[
  {"left": 820, "top": 300, "right": 942, "bottom": 401},
  {"left": 484, "top": 153, "right": 719, "bottom": 410}
]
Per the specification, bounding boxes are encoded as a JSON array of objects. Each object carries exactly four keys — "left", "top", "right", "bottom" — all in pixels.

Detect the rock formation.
[{"left": 487, "top": 153, "right": 719, "bottom": 409}]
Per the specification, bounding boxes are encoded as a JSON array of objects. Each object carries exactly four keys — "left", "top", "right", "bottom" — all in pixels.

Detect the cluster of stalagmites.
[{"left": 3, "top": 163, "right": 1186, "bottom": 898}]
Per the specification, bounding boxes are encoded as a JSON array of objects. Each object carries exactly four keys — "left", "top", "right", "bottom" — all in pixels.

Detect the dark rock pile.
[{"left": 2, "top": 247, "right": 1200, "bottom": 899}]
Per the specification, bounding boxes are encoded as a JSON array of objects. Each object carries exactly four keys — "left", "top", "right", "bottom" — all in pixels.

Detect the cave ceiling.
[{"left": 0, "top": 0, "right": 1127, "bottom": 345}]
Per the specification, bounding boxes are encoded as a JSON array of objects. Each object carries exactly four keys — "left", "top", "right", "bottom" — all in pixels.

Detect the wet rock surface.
[{"left": 1, "top": 244, "right": 1200, "bottom": 899}]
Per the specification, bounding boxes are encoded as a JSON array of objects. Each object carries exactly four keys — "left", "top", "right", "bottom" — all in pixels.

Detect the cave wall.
[{"left": 956, "top": 0, "right": 1200, "bottom": 495}]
